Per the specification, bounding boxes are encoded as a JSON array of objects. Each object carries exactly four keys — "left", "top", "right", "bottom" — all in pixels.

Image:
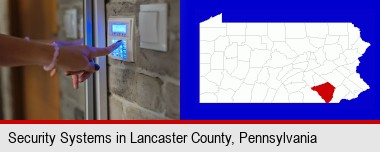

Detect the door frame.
[{"left": 84, "top": 0, "right": 108, "bottom": 120}]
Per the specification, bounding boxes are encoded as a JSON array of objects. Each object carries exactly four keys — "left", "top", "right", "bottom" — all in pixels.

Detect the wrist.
[
  {"left": 43, "top": 42, "right": 60, "bottom": 71},
  {"left": 28, "top": 41, "right": 55, "bottom": 66}
]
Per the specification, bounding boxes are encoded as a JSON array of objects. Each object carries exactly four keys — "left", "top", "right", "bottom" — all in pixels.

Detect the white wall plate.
[{"left": 139, "top": 3, "right": 167, "bottom": 52}]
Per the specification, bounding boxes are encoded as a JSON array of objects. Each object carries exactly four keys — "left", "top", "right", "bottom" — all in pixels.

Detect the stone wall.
[{"left": 106, "top": 0, "right": 180, "bottom": 119}]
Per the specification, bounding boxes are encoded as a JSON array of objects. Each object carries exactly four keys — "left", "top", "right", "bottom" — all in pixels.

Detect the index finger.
[{"left": 93, "top": 40, "right": 122, "bottom": 57}]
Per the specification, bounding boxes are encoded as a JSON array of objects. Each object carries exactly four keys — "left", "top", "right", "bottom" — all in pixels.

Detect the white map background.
[{"left": 200, "top": 14, "right": 370, "bottom": 103}]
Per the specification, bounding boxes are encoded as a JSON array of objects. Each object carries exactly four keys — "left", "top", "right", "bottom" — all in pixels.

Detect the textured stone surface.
[
  {"left": 122, "top": 102, "right": 167, "bottom": 119},
  {"left": 109, "top": 94, "right": 167, "bottom": 120},
  {"left": 135, "top": 73, "right": 164, "bottom": 113},
  {"left": 107, "top": 0, "right": 180, "bottom": 120},
  {"left": 108, "top": 65, "right": 137, "bottom": 102},
  {"left": 109, "top": 97, "right": 124, "bottom": 119},
  {"left": 162, "top": 82, "right": 180, "bottom": 119}
]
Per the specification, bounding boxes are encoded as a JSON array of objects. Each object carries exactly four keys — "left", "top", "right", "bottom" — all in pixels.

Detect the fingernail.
[{"left": 95, "top": 64, "right": 100, "bottom": 71}]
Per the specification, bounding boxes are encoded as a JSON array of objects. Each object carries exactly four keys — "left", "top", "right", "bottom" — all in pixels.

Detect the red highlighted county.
[{"left": 311, "top": 82, "right": 336, "bottom": 103}]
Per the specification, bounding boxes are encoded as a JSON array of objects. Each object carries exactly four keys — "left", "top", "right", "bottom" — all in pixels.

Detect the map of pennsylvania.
[{"left": 200, "top": 14, "right": 370, "bottom": 103}]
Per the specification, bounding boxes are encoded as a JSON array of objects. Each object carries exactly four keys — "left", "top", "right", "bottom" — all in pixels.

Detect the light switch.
[
  {"left": 139, "top": 4, "right": 167, "bottom": 52},
  {"left": 139, "top": 11, "right": 158, "bottom": 43}
]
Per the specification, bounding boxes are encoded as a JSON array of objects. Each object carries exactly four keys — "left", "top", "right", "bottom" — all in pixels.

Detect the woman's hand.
[
  {"left": 0, "top": 34, "right": 121, "bottom": 88},
  {"left": 50, "top": 39, "right": 122, "bottom": 89}
]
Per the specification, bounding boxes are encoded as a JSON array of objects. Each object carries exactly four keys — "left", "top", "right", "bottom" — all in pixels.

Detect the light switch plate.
[
  {"left": 139, "top": 11, "right": 158, "bottom": 43},
  {"left": 139, "top": 4, "right": 167, "bottom": 52}
]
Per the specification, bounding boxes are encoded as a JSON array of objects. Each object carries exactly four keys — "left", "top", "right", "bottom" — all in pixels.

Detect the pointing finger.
[{"left": 93, "top": 40, "right": 122, "bottom": 57}]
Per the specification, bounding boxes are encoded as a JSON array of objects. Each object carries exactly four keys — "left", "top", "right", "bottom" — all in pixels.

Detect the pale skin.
[{"left": 0, "top": 34, "right": 122, "bottom": 89}]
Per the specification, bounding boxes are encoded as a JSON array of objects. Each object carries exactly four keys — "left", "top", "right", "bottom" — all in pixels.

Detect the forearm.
[{"left": 0, "top": 34, "right": 54, "bottom": 67}]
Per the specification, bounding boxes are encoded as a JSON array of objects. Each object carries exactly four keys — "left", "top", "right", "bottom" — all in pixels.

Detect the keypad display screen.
[{"left": 111, "top": 24, "right": 127, "bottom": 33}]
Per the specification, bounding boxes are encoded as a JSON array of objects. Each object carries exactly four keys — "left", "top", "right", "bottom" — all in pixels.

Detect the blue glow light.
[{"left": 111, "top": 39, "right": 127, "bottom": 60}]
